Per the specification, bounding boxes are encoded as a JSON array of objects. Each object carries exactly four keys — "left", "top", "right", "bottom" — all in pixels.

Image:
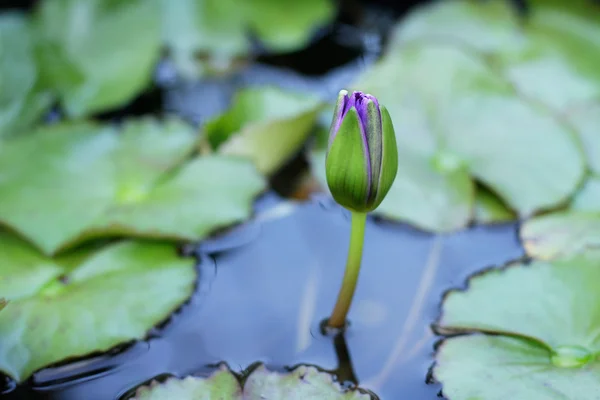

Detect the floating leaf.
[
  {"left": 520, "top": 211, "right": 600, "bottom": 261},
  {"left": 132, "top": 364, "right": 372, "bottom": 400},
  {"left": 205, "top": 87, "right": 322, "bottom": 175},
  {"left": 393, "top": 0, "right": 600, "bottom": 112},
  {"left": 160, "top": 0, "right": 335, "bottom": 78},
  {"left": 0, "top": 12, "right": 52, "bottom": 138},
  {"left": 0, "top": 232, "right": 196, "bottom": 382},
  {"left": 312, "top": 40, "right": 583, "bottom": 231},
  {"left": 567, "top": 103, "right": 600, "bottom": 175},
  {"left": 435, "top": 335, "right": 600, "bottom": 400},
  {"left": 474, "top": 186, "right": 515, "bottom": 224},
  {"left": 434, "top": 253, "right": 600, "bottom": 399},
  {"left": 132, "top": 365, "right": 241, "bottom": 400},
  {"left": 0, "top": 118, "right": 266, "bottom": 255},
  {"left": 33, "top": 0, "right": 162, "bottom": 117}
]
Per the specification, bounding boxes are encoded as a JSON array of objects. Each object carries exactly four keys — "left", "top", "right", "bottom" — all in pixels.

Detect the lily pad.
[
  {"left": 433, "top": 253, "right": 600, "bottom": 399},
  {"left": 393, "top": 0, "right": 600, "bottom": 112},
  {"left": 474, "top": 186, "right": 515, "bottom": 224},
  {"left": 205, "top": 87, "right": 322, "bottom": 175},
  {"left": 33, "top": 0, "right": 162, "bottom": 117},
  {"left": 132, "top": 364, "right": 372, "bottom": 399},
  {"left": 0, "top": 231, "right": 196, "bottom": 382},
  {"left": 0, "top": 118, "right": 266, "bottom": 255},
  {"left": 312, "top": 40, "right": 583, "bottom": 231},
  {"left": 0, "top": 12, "right": 52, "bottom": 138},
  {"left": 160, "top": 0, "right": 335, "bottom": 78}
]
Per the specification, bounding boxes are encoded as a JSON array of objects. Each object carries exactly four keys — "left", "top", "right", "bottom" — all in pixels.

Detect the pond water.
[{"left": 3, "top": 192, "right": 524, "bottom": 399}]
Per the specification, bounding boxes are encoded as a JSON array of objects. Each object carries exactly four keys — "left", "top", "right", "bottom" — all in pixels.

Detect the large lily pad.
[
  {"left": 0, "top": 12, "right": 52, "bottom": 138},
  {"left": 132, "top": 364, "right": 372, "bottom": 399},
  {"left": 0, "top": 231, "right": 196, "bottom": 382},
  {"left": 33, "top": 0, "right": 162, "bottom": 117},
  {"left": 433, "top": 253, "right": 600, "bottom": 399},
  {"left": 161, "top": 0, "right": 335, "bottom": 78},
  {"left": 393, "top": 0, "right": 600, "bottom": 112},
  {"left": 0, "top": 118, "right": 266, "bottom": 255},
  {"left": 312, "top": 40, "right": 583, "bottom": 231},
  {"left": 205, "top": 87, "right": 322, "bottom": 175}
]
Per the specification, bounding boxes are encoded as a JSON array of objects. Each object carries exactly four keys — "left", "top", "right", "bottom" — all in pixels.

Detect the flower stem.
[{"left": 328, "top": 211, "right": 367, "bottom": 329}]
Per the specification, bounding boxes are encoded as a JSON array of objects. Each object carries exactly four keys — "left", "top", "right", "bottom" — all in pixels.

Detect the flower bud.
[{"left": 325, "top": 90, "right": 398, "bottom": 213}]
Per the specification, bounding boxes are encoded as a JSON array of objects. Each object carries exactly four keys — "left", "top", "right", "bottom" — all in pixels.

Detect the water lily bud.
[{"left": 325, "top": 90, "right": 398, "bottom": 213}]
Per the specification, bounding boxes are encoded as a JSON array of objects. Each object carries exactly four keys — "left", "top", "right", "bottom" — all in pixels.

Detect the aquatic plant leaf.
[
  {"left": 244, "top": 0, "right": 335, "bottom": 52},
  {"left": 434, "top": 253, "right": 600, "bottom": 399},
  {"left": 33, "top": 0, "right": 161, "bottom": 117},
  {"left": 132, "top": 366, "right": 241, "bottom": 400},
  {"left": 0, "top": 118, "right": 266, "bottom": 255},
  {"left": 0, "top": 234, "right": 196, "bottom": 382},
  {"left": 474, "top": 186, "right": 515, "bottom": 224},
  {"left": 160, "top": 0, "right": 335, "bottom": 78},
  {"left": 434, "top": 335, "right": 600, "bottom": 400},
  {"left": 393, "top": 0, "right": 600, "bottom": 112},
  {"left": 519, "top": 176, "right": 600, "bottom": 260},
  {"left": 205, "top": 87, "right": 322, "bottom": 175},
  {"left": 567, "top": 103, "right": 600, "bottom": 175},
  {"left": 0, "top": 12, "right": 51, "bottom": 138},
  {"left": 520, "top": 211, "right": 600, "bottom": 261},
  {"left": 132, "top": 364, "right": 372, "bottom": 399}
]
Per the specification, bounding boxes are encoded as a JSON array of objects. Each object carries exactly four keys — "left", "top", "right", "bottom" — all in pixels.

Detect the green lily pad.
[
  {"left": 160, "top": 0, "right": 335, "bottom": 78},
  {"left": 435, "top": 335, "right": 600, "bottom": 400},
  {"left": 393, "top": 0, "right": 600, "bottom": 112},
  {"left": 520, "top": 211, "right": 600, "bottom": 261},
  {"left": 519, "top": 175, "right": 600, "bottom": 260},
  {"left": 474, "top": 185, "right": 515, "bottom": 224},
  {"left": 132, "top": 364, "right": 372, "bottom": 399},
  {"left": 434, "top": 253, "right": 600, "bottom": 399},
  {"left": 0, "top": 231, "right": 196, "bottom": 382},
  {"left": 312, "top": 40, "right": 583, "bottom": 231},
  {"left": 33, "top": 0, "right": 162, "bottom": 117},
  {"left": 205, "top": 87, "right": 322, "bottom": 175},
  {"left": 0, "top": 118, "right": 266, "bottom": 255},
  {"left": 0, "top": 12, "right": 52, "bottom": 138},
  {"left": 566, "top": 103, "right": 600, "bottom": 175}
]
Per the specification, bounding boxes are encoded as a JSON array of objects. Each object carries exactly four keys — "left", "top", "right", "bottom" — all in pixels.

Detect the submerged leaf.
[
  {"left": 132, "top": 364, "right": 373, "bottom": 399},
  {"left": 434, "top": 253, "right": 600, "bottom": 399},
  {"left": 205, "top": 87, "right": 322, "bottom": 174},
  {"left": 0, "top": 118, "right": 266, "bottom": 255},
  {"left": 0, "top": 12, "right": 51, "bottom": 138},
  {"left": 33, "top": 0, "right": 162, "bottom": 117},
  {"left": 0, "top": 232, "right": 196, "bottom": 382}
]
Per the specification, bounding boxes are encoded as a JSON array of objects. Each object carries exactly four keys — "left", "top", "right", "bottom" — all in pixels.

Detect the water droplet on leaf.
[{"left": 551, "top": 345, "right": 593, "bottom": 368}]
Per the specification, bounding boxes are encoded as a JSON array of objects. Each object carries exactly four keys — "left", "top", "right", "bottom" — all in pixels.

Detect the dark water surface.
[{"left": 4, "top": 193, "right": 524, "bottom": 399}]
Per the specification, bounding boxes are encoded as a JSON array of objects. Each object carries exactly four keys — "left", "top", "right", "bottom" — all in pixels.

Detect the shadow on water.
[{"left": 4, "top": 193, "right": 524, "bottom": 400}]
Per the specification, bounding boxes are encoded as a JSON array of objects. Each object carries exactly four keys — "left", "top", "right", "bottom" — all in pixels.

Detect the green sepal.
[
  {"left": 326, "top": 108, "right": 371, "bottom": 212},
  {"left": 373, "top": 106, "right": 398, "bottom": 208}
]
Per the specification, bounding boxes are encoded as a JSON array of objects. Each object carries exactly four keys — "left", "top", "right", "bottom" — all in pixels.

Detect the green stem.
[{"left": 328, "top": 211, "right": 367, "bottom": 329}]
